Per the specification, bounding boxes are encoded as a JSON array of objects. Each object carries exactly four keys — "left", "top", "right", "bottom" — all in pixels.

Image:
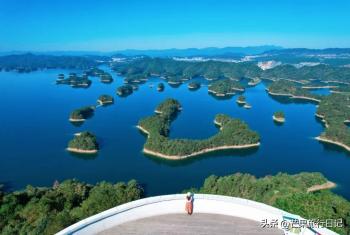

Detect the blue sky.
[{"left": 1, "top": 0, "right": 350, "bottom": 51}]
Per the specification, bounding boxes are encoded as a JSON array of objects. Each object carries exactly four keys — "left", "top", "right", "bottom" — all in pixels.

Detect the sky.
[{"left": 0, "top": 0, "right": 350, "bottom": 51}]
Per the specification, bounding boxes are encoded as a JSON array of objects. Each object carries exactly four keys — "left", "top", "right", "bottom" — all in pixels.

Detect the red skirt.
[{"left": 185, "top": 201, "right": 193, "bottom": 214}]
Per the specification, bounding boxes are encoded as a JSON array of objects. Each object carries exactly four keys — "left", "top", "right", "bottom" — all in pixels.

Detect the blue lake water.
[{"left": 0, "top": 68, "right": 350, "bottom": 199}]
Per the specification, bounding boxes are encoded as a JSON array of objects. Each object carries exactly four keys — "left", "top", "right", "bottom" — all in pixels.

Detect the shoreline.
[
  {"left": 302, "top": 85, "right": 338, "bottom": 89},
  {"left": 273, "top": 115, "right": 285, "bottom": 123},
  {"left": 307, "top": 181, "right": 336, "bottom": 193},
  {"left": 267, "top": 90, "right": 321, "bottom": 103},
  {"left": 137, "top": 124, "right": 260, "bottom": 160},
  {"left": 69, "top": 118, "right": 85, "bottom": 122},
  {"left": 315, "top": 136, "right": 350, "bottom": 152},
  {"left": 97, "top": 100, "right": 114, "bottom": 105},
  {"left": 67, "top": 147, "right": 98, "bottom": 154},
  {"left": 143, "top": 142, "right": 261, "bottom": 160}
]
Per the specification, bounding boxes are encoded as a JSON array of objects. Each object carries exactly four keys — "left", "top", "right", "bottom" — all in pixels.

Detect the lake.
[{"left": 1, "top": 67, "right": 350, "bottom": 199}]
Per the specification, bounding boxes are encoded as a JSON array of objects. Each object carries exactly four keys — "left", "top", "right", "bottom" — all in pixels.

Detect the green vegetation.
[
  {"left": 68, "top": 131, "right": 99, "bottom": 152},
  {"left": 138, "top": 99, "right": 260, "bottom": 158},
  {"left": 268, "top": 80, "right": 321, "bottom": 102},
  {"left": 69, "top": 106, "right": 95, "bottom": 121},
  {"left": 0, "top": 179, "right": 142, "bottom": 235},
  {"left": 237, "top": 95, "right": 246, "bottom": 104},
  {"left": 0, "top": 53, "right": 98, "bottom": 72},
  {"left": 208, "top": 79, "right": 244, "bottom": 96},
  {"left": 316, "top": 93, "right": 350, "bottom": 149},
  {"left": 116, "top": 85, "right": 133, "bottom": 97},
  {"left": 56, "top": 73, "right": 92, "bottom": 88},
  {"left": 98, "top": 94, "right": 114, "bottom": 105},
  {"left": 1, "top": 172, "right": 349, "bottom": 234},
  {"left": 273, "top": 111, "right": 285, "bottom": 122},
  {"left": 188, "top": 81, "right": 201, "bottom": 90},
  {"left": 188, "top": 172, "right": 349, "bottom": 235},
  {"left": 157, "top": 83, "right": 165, "bottom": 91},
  {"left": 112, "top": 57, "right": 261, "bottom": 83},
  {"left": 262, "top": 64, "right": 350, "bottom": 83}
]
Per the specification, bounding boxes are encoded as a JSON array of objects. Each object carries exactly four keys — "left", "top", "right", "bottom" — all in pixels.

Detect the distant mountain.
[
  {"left": 264, "top": 48, "right": 350, "bottom": 56},
  {"left": 113, "top": 46, "right": 283, "bottom": 57}
]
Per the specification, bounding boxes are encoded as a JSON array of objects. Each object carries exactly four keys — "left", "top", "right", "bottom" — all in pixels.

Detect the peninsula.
[
  {"left": 137, "top": 98, "right": 260, "bottom": 160},
  {"left": 67, "top": 131, "right": 99, "bottom": 153},
  {"left": 208, "top": 79, "right": 244, "bottom": 97}
]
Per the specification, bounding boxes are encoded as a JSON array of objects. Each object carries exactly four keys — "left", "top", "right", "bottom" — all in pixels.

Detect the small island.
[
  {"left": 236, "top": 95, "right": 246, "bottom": 105},
  {"left": 243, "top": 103, "right": 252, "bottom": 109},
  {"left": 188, "top": 81, "right": 201, "bottom": 90},
  {"left": 137, "top": 98, "right": 260, "bottom": 160},
  {"left": 56, "top": 72, "right": 92, "bottom": 88},
  {"left": 69, "top": 106, "right": 95, "bottom": 122},
  {"left": 67, "top": 131, "right": 99, "bottom": 153},
  {"left": 100, "top": 73, "right": 113, "bottom": 83},
  {"left": 98, "top": 94, "right": 114, "bottom": 105},
  {"left": 208, "top": 79, "right": 244, "bottom": 97},
  {"left": 157, "top": 83, "right": 165, "bottom": 91},
  {"left": 273, "top": 111, "right": 285, "bottom": 123},
  {"left": 116, "top": 84, "right": 133, "bottom": 97}
]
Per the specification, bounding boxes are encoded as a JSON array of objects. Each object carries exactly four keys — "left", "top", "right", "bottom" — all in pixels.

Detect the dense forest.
[
  {"left": 187, "top": 172, "right": 350, "bottom": 235},
  {"left": 138, "top": 99, "right": 260, "bottom": 157},
  {"left": 69, "top": 106, "right": 95, "bottom": 121},
  {"left": 0, "top": 179, "right": 143, "bottom": 235},
  {"left": 116, "top": 84, "right": 133, "bottom": 97},
  {"left": 316, "top": 93, "right": 350, "bottom": 147},
  {"left": 268, "top": 80, "right": 321, "bottom": 101},
  {"left": 68, "top": 132, "right": 99, "bottom": 151},
  {"left": 98, "top": 94, "right": 114, "bottom": 105},
  {"left": 0, "top": 53, "right": 98, "bottom": 72},
  {"left": 1, "top": 172, "right": 348, "bottom": 234},
  {"left": 208, "top": 78, "right": 244, "bottom": 96}
]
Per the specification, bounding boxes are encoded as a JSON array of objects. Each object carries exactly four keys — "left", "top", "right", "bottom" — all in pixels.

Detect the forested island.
[
  {"left": 67, "top": 131, "right": 99, "bottom": 153},
  {"left": 208, "top": 79, "right": 244, "bottom": 97},
  {"left": 157, "top": 82, "right": 165, "bottom": 91},
  {"left": 273, "top": 111, "right": 285, "bottom": 123},
  {"left": 236, "top": 95, "right": 246, "bottom": 104},
  {"left": 267, "top": 80, "right": 321, "bottom": 103},
  {"left": 0, "top": 172, "right": 348, "bottom": 234},
  {"left": 0, "top": 53, "right": 99, "bottom": 72},
  {"left": 56, "top": 73, "right": 92, "bottom": 88},
  {"left": 116, "top": 84, "right": 133, "bottom": 97},
  {"left": 137, "top": 98, "right": 260, "bottom": 159},
  {"left": 315, "top": 93, "right": 350, "bottom": 151},
  {"left": 69, "top": 106, "right": 95, "bottom": 122},
  {"left": 98, "top": 94, "right": 114, "bottom": 105},
  {"left": 188, "top": 81, "right": 201, "bottom": 90}
]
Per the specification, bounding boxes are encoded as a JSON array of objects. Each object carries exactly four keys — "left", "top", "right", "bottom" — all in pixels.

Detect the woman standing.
[{"left": 185, "top": 192, "right": 193, "bottom": 215}]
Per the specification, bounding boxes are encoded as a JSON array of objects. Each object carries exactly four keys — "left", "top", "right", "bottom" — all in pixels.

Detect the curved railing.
[{"left": 56, "top": 194, "right": 338, "bottom": 235}]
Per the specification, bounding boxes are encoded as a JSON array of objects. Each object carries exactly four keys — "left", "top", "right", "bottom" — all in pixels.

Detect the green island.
[
  {"left": 0, "top": 53, "right": 98, "bottom": 72},
  {"left": 99, "top": 72, "right": 113, "bottom": 83},
  {"left": 315, "top": 93, "right": 350, "bottom": 151},
  {"left": 69, "top": 106, "right": 95, "bottom": 122},
  {"left": 1, "top": 172, "right": 349, "bottom": 235},
  {"left": 267, "top": 80, "right": 321, "bottom": 103},
  {"left": 236, "top": 95, "right": 246, "bottom": 104},
  {"left": 56, "top": 72, "right": 92, "bottom": 88},
  {"left": 116, "top": 84, "right": 133, "bottom": 97},
  {"left": 273, "top": 111, "right": 285, "bottom": 123},
  {"left": 208, "top": 79, "right": 244, "bottom": 97},
  {"left": 137, "top": 98, "right": 260, "bottom": 159},
  {"left": 97, "top": 94, "right": 114, "bottom": 105},
  {"left": 67, "top": 131, "right": 99, "bottom": 153},
  {"left": 157, "top": 82, "right": 165, "bottom": 91},
  {"left": 188, "top": 81, "right": 201, "bottom": 90}
]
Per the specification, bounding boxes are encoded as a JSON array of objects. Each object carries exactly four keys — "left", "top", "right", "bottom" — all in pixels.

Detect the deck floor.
[{"left": 99, "top": 213, "right": 283, "bottom": 235}]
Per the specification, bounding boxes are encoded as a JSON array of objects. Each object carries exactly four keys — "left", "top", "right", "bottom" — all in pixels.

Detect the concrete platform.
[{"left": 99, "top": 213, "right": 283, "bottom": 235}]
